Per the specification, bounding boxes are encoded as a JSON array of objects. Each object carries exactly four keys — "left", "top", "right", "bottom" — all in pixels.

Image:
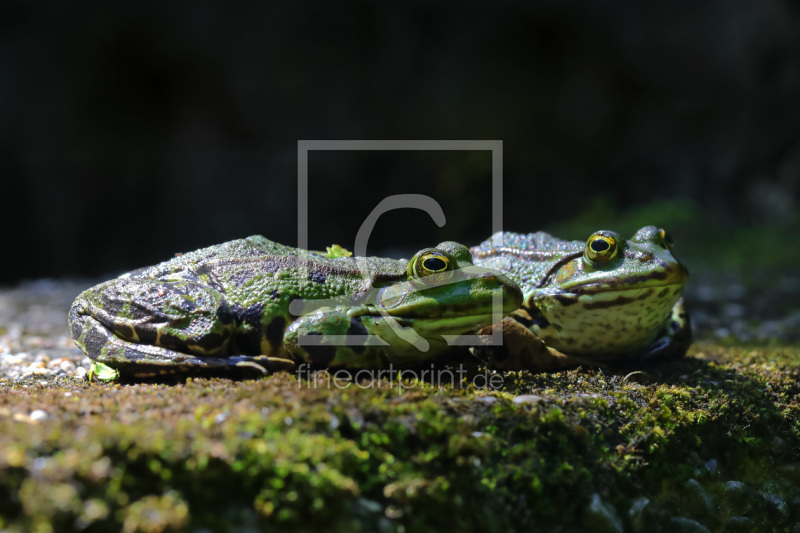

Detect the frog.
[
  {"left": 470, "top": 226, "right": 691, "bottom": 370},
  {"left": 69, "top": 235, "right": 523, "bottom": 378}
]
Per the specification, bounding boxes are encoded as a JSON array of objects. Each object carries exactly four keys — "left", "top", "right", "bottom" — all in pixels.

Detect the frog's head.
[
  {"left": 354, "top": 241, "right": 523, "bottom": 359},
  {"left": 530, "top": 226, "right": 688, "bottom": 356}
]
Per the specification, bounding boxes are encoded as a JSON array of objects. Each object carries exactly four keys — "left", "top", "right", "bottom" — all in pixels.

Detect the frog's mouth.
[
  {"left": 532, "top": 281, "right": 686, "bottom": 310},
  {"left": 359, "top": 311, "right": 503, "bottom": 332},
  {"left": 532, "top": 260, "right": 689, "bottom": 306}
]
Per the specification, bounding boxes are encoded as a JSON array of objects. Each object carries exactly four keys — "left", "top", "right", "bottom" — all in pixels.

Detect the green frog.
[
  {"left": 69, "top": 236, "right": 522, "bottom": 378},
  {"left": 470, "top": 226, "right": 691, "bottom": 369}
]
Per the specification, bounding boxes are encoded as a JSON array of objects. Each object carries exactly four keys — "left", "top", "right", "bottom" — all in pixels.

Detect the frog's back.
[
  {"left": 473, "top": 231, "right": 582, "bottom": 254},
  {"left": 124, "top": 235, "right": 408, "bottom": 306},
  {"left": 123, "top": 236, "right": 295, "bottom": 279},
  {"left": 471, "top": 231, "right": 582, "bottom": 291}
]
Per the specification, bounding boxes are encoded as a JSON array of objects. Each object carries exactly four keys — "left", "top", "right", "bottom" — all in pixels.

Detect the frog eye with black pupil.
[
  {"left": 410, "top": 250, "right": 454, "bottom": 282},
  {"left": 590, "top": 239, "right": 610, "bottom": 252},
  {"left": 658, "top": 228, "right": 673, "bottom": 249},
  {"left": 422, "top": 257, "right": 447, "bottom": 272},
  {"left": 585, "top": 233, "right": 619, "bottom": 264}
]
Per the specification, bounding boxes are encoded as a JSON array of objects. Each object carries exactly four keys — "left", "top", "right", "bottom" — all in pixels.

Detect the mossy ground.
[{"left": 0, "top": 343, "right": 798, "bottom": 532}]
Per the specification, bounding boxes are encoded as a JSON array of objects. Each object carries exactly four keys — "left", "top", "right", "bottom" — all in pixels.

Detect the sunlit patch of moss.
[{"left": 122, "top": 491, "right": 188, "bottom": 533}]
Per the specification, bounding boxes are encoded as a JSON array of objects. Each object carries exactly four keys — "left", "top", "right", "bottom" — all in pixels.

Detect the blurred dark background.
[{"left": 1, "top": 1, "right": 799, "bottom": 283}]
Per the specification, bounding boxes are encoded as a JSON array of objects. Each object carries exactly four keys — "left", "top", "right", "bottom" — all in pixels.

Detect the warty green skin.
[
  {"left": 69, "top": 236, "right": 522, "bottom": 377},
  {"left": 470, "top": 226, "right": 691, "bottom": 366}
]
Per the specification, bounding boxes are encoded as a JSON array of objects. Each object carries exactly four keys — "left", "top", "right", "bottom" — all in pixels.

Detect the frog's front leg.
[
  {"left": 283, "top": 308, "right": 389, "bottom": 369},
  {"left": 640, "top": 297, "right": 693, "bottom": 362},
  {"left": 69, "top": 277, "right": 294, "bottom": 376},
  {"left": 472, "top": 315, "right": 584, "bottom": 371}
]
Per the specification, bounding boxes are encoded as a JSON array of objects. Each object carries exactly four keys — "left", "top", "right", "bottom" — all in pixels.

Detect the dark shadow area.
[{"left": 1, "top": 2, "right": 798, "bottom": 282}]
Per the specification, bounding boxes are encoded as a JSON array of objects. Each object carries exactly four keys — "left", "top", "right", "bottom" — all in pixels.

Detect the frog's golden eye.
[
  {"left": 658, "top": 228, "right": 674, "bottom": 249},
  {"left": 422, "top": 255, "right": 448, "bottom": 272},
  {"left": 585, "top": 233, "right": 619, "bottom": 264},
  {"left": 409, "top": 250, "right": 454, "bottom": 283}
]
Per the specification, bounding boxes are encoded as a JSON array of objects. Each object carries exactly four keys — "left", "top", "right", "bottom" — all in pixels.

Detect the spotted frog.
[
  {"left": 69, "top": 236, "right": 522, "bottom": 378},
  {"left": 471, "top": 226, "right": 690, "bottom": 369}
]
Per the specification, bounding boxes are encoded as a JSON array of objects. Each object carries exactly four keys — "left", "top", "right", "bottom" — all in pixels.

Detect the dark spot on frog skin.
[
  {"left": 229, "top": 270, "right": 255, "bottom": 287},
  {"left": 114, "top": 324, "right": 137, "bottom": 341},
  {"left": 196, "top": 333, "right": 228, "bottom": 354},
  {"left": 346, "top": 319, "right": 368, "bottom": 354},
  {"left": 629, "top": 250, "right": 653, "bottom": 263},
  {"left": 228, "top": 303, "right": 266, "bottom": 354},
  {"left": 264, "top": 316, "right": 286, "bottom": 351},
  {"left": 657, "top": 287, "right": 670, "bottom": 298},
  {"left": 70, "top": 316, "right": 83, "bottom": 341},
  {"left": 570, "top": 271, "right": 670, "bottom": 294},
  {"left": 157, "top": 332, "right": 191, "bottom": 350},
  {"left": 269, "top": 289, "right": 281, "bottom": 300},
  {"left": 511, "top": 308, "right": 537, "bottom": 328},
  {"left": 581, "top": 290, "right": 653, "bottom": 310},
  {"left": 84, "top": 325, "right": 109, "bottom": 356},
  {"left": 100, "top": 292, "right": 126, "bottom": 316},
  {"left": 554, "top": 295, "right": 579, "bottom": 306},
  {"left": 134, "top": 326, "right": 157, "bottom": 345},
  {"left": 533, "top": 315, "right": 551, "bottom": 329},
  {"left": 217, "top": 302, "right": 236, "bottom": 325},
  {"left": 179, "top": 298, "right": 196, "bottom": 312},
  {"left": 232, "top": 302, "right": 264, "bottom": 329},
  {"left": 302, "top": 333, "right": 337, "bottom": 366},
  {"left": 309, "top": 270, "right": 327, "bottom": 284}
]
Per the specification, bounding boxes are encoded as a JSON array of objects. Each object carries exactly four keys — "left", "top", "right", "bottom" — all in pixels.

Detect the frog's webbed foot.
[
  {"left": 472, "top": 316, "right": 584, "bottom": 371},
  {"left": 640, "top": 297, "right": 693, "bottom": 363}
]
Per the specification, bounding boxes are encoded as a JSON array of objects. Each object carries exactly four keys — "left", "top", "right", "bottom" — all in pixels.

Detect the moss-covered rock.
[{"left": 0, "top": 342, "right": 798, "bottom": 532}]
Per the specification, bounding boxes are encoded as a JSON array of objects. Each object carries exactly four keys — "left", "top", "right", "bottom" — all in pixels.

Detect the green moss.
[{"left": 0, "top": 342, "right": 799, "bottom": 531}]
